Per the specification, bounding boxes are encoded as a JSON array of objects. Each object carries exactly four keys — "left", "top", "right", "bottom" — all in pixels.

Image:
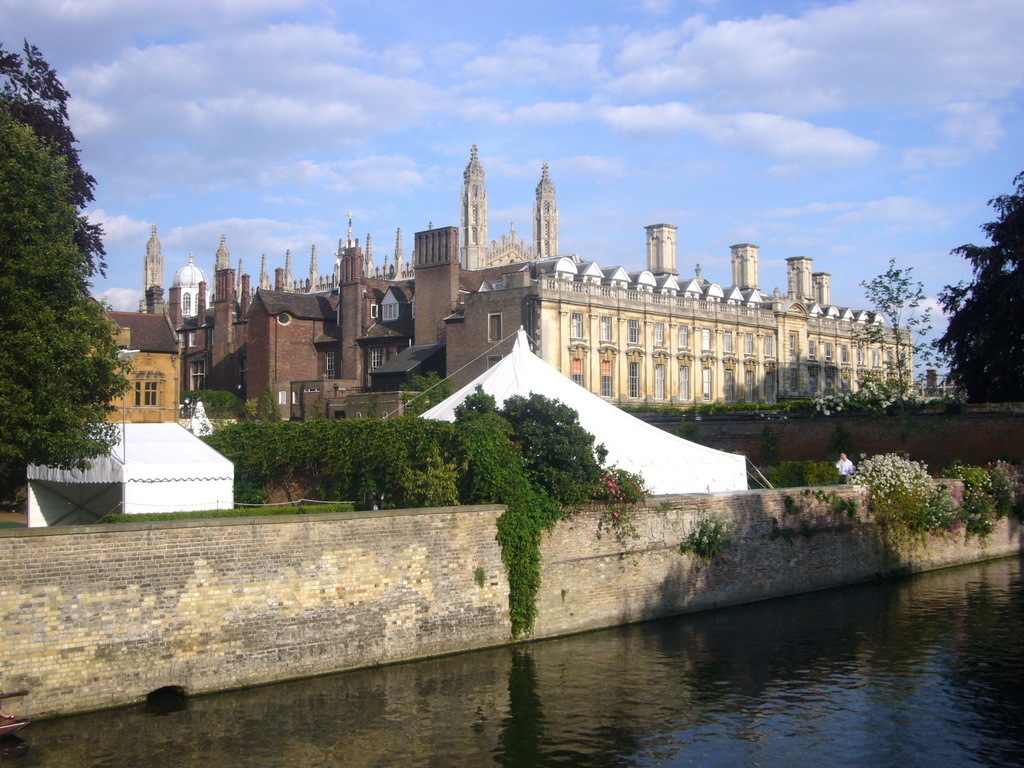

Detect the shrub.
[
  {"left": 768, "top": 460, "right": 837, "bottom": 488},
  {"left": 182, "top": 389, "right": 244, "bottom": 419},
  {"left": 680, "top": 514, "right": 732, "bottom": 559},
  {"left": 592, "top": 467, "right": 647, "bottom": 541},
  {"left": 854, "top": 453, "right": 936, "bottom": 535}
]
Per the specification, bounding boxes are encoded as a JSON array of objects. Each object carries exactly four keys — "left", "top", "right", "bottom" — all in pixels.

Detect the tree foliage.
[
  {"left": 399, "top": 371, "right": 453, "bottom": 416},
  {"left": 858, "top": 258, "right": 931, "bottom": 402},
  {"left": 938, "top": 171, "right": 1024, "bottom": 402},
  {"left": 1, "top": 40, "right": 105, "bottom": 277},
  {"left": 0, "top": 113, "right": 127, "bottom": 488}
]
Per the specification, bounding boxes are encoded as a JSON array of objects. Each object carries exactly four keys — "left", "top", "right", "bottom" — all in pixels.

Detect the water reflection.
[{"left": 17, "top": 556, "right": 1024, "bottom": 767}]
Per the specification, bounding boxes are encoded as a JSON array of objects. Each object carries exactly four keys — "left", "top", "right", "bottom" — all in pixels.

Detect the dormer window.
[{"left": 383, "top": 302, "right": 399, "bottom": 321}]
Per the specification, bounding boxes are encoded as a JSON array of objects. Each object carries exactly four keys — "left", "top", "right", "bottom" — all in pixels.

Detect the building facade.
[{"left": 135, "top": 147, "right": 900, "bottom": 419}]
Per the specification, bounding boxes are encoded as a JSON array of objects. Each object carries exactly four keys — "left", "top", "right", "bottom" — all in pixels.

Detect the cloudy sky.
[{"left": 3, "top": 0, "right": 1022, "bottom": 336}]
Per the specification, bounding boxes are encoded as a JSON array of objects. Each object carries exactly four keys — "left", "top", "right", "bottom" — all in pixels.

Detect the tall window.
[
  {"left": 600, "top": 316, "right": 612, "bottom": 342},
  {"left": 680, "top": 365, "right": 690, "bottom": 400},
  {"left": 679, "top": 326, "right": 690, "bottom": 350},
  {"left": 808, "top": 340, "right": 817, "bottom": 360},
  {"left": 601, "top": 359, "right": 613, "bottom": 397},
  {"left": 628, "top": 319, "right": 640, "bottom": 345},
  {"left": 744, "top": 332, "right": 754, "bottom": 355},
  {"left": 825, "top": 342, "right": 833, "bottom": 361},
  {"left": 701, "top": 329, "right": 711, "bottom": 352},
  {"left": 654, "top": 322, "right": 665, "bottom": 346},
  {"left": 764, "top": 371, "right": 775, "bottom": 402},
  {"left": 745, "top": 370, "right": 755, "bottom": 402},
  {"left": 488, "top": 313, "right": 502, "bottom": 342},
  {"left": 842, "top": 344, "right": 849, "bottom": 364},
  {"left": 571, "top": 357, "right": 583, "bottom": 386},
  {"left": 789, "top": 367, "right": 798, "bottom": 391},
  {"left": 370, "top": 348, "right": 383, "bottom": 369},
  {"left": 825, "top": 369, "right": 835, "bottom": 391},
  {"left": 872, "top": 349, "right": 881, "bottom": 367},
  {"left": 809, "top": 368, "right": 819, "bottom": 394},
  {"left": 654, "top": 364, "right": 665, "bottom": 400},
  {"left": 789, "top": 333, "right": 797, "bottom": 357},
  {"left": 764, "top": 335, "right": 774, "bottom": 357},
  {"left": 724, "top": 369, "right": 735, "bottom": 401},
  {"left": 134, "top": 381, "right": 159, "bottom": 407},
  {"left": 190, "top": 359, "right": 206, "bottom": 390},
  {"left": 857, "top": 345, "right": 865, "bottom": 366},
  {"left": 324, "top": 350, "right": 337, "bottom": 379},
  {"left": 702, "top": 367, "right": 712, "bottom": 401},
  {"left": 183, "top": 294, "right": 192, "bottom": 315},
  {"left": 571, "top": 312, "right": 584, "bottom": 339},
  {"left": 628, "top": 361, "right": 640, "bottom": 398},
  {"left": 724, "top": 331, "right": 734, "bottom": 354}
]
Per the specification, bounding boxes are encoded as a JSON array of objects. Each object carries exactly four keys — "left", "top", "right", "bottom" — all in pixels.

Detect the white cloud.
[
  {"left": 607, "top": 0, "right": 1024, "bottom": 114},
  {"left": 460, "top": 36, "right": 605, "bottom": 89},
  {"left": 96, "top": 286, "right": 142, "bottom": 311},
  {"left": 602, "top": 103, "right": 878, "bottom": 167}
]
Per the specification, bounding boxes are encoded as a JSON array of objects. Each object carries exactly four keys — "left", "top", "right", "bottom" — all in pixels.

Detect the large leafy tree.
[
  {"left": 938, "top": 172, "right": 1024, "bottom": 402},
  {"left": 1, "top": 40, "right": 105, "bottom": 277},
  {"left": 0, "top": 62, "right": 126, "bottom": 493}
]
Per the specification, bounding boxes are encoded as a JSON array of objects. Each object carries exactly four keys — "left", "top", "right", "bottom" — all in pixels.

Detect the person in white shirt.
[{"left": 836, "top": 453, "right": 855, "bottom": 484}]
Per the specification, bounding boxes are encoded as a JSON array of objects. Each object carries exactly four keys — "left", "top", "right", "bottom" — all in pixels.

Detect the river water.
[{"left": 13, "top": 555, "right": 1024, "bottom": 767}]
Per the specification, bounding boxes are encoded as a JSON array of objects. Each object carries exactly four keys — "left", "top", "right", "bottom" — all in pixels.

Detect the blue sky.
[{"left": 3, "top": 0, "right": 1022, "bottom": 341}]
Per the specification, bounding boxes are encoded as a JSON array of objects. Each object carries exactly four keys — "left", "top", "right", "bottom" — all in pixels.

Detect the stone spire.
[
  {"left": 142, "top": 224, "right": 165, "bottom": 313},
  {"left": 284, "top": 249, "right": 293, "bottom": 290},
  {"left": 533, "top": 162, "right": 558, "bottom": 260},
  {"left": 143, "top": 224, "right": 163, "bottom": 293},
  {"left": 237, "top": 258, "right": 244, "bottom": 294},
  {"left": 346, "top": 211, "right": 353, "bottom": 248},
  {"left": 364, "top": 233, "right": 374, "bottom": 278},
  {"left": 460, "top": 144, "right": 488, "bottom": 270},
  {"left": 215, "top": 234, "right": 230, "bottom": 271},
  {"left": 308, "top": 244, "right": 318, "bottom": 291},
  {"left": 259, "top": 254, "right": 270, "bottom": 290},
  {"left": 394, "top": 228, "right": 404, "bottom": 278}
]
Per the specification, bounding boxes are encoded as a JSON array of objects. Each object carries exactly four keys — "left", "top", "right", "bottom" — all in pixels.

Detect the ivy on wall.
[{"left": 203, "top": 394, "right": 633, "bottom": 638}]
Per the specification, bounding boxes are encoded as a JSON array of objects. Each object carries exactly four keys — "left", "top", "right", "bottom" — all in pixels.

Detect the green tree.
[
  {"left": 1, "top": 40, "right": 105, "bottom": 276},
  {"left": 858, "top": 258, "right": 932, "bottom": 405},
  {"left": 0, "top": 113, "right": 127, "bottom": 490},
  {"left": 497, "top": 393, "right": 607, "bottom": 507},
  {"left": 938, "top": 172, "right": 1024, "bottom": 402},
  {"left": 399, "top": 371, "right": 453, "bottom": 416}
]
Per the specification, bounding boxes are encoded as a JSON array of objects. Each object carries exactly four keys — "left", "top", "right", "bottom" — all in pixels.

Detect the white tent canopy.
[
  {"left": 27, "top": 423, "right": 234, "bottom": 526},
  {"left": 422, "top": 329, "right": 747, "bottom": 494}
]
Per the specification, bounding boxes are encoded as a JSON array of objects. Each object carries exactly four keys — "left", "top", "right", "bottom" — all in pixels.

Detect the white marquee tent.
[
  {"left": 422, "top": 329, "right": 748, "bottom": 494},
  {"left": 27, "top": 423, "right": 234, "bottom": 527}
]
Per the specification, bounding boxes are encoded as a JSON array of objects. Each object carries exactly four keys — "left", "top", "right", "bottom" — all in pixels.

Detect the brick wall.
[
  {"left": 533, "top": 483, "right": 1022, "bottom": 638},
  {"left": 2, "top": 488, "right": 1020, "bottom": 718},
  {"left": 643, "top": 411, "right": 1024, "bottom": 471},
  {"left": 0, "top": 506, "right": 509, "bottom": 718}
]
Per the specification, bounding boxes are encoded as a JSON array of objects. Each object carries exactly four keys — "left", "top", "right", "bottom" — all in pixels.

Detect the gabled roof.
[
  {"left": 627, "top": 270, "right": 657, "bottom": 289},
  {"left": 108, "top": 311, "right": 178, "bottom": 353},
  {"left": 253, "top": 289, "right": 334, "bottom": 320},
  {"left": 656, "top": 274, "right": 680, "bottom": 293}
]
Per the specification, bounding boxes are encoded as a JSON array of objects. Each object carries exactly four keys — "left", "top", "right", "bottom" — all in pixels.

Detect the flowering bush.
[
  {"left": 813, "top": 376, "right": 946, "bottom": 416},
  {"left": 680, "top": 514, "right": 732, "bottom": 559},
  {"left": 592, "top": 467, "right": 647, "bottom": 541},
  {"left": 987, "top": 461, "right": 1024, "bottom": 518},
  {"left": 853, "top": 453, "right": 938, "bottom": 535}
]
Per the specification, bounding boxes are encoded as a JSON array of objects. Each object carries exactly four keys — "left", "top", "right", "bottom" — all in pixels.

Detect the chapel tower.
[
  {"left": 142, "top": 225, "right": 165, "bottom": 314},
  {"left": 532, "top": 163, "right": 558, "bottom": 259},
  {"left": 460, "top": 145, "right": 488, "bottom": 270}
]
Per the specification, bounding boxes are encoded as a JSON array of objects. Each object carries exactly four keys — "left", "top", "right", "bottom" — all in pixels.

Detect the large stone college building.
[{"left": 136, "top": 146, "right": 898, "bottom": 419}]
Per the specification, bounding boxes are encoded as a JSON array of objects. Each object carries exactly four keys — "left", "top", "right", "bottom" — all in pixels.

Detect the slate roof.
[
  {"left": 254, "top": 289, "right": 335, "bottom": 320},
  {"left": 108, "top": 311, "right": 178, "bottom": 353}
]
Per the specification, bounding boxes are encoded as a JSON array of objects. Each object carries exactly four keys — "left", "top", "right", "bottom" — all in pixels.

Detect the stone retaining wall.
[{"left": 2, "top": 486, "right": 1021, "bottom": 718}]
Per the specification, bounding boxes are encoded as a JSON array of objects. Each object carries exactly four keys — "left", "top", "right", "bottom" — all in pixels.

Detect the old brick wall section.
[
  {"left": 0, "top": 507, "right": 508, "bottom": 718},
  {"left": 2, "top": 489, "right": 1021, "bottom": 718},
  {"left": 644, "top": 411, "right": 1024, "bottom": 470},
  {"left": 533, "top": 483, "right": 1023, "bottom": 639}
]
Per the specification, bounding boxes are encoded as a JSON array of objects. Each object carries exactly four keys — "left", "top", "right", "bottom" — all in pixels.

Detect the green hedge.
[{"left": 767, "top": 460, "right": 838, "bottom": 488}]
